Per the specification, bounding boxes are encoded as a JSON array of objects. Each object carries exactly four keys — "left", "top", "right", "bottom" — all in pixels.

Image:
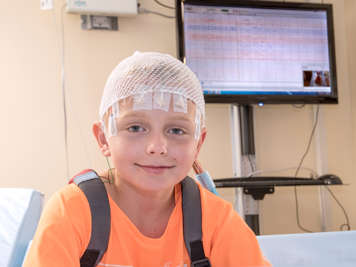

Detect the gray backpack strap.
[
  {"left": 181, "top": 177, "right": 211, "bottom": 267},
  {"left": 72, "top": 170, "right": 111, "bottom": 267}
]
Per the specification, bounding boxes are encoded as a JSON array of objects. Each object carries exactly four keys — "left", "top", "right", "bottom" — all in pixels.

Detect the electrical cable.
[
  {"left": 59, "top": 3, "right": 70, "bottom": 179},
  {"left": 293, "top": 105, "right": 320, "bottom": 233},
  {"left": 61, "top": 5, "right": 94, "bottom": 172},
  {"left": 276, "top": 103, "right": 350, "bottom": 232},
  {"left": 153, "top": 0, "right": 175, "bottom": 9},
  {"left": 292, "top": 104, "right": 306, "bottom": 109},
  {"left": 138, "top": 6, "right": 175, "bottom": 18},
  {"left": 248, "top": 166, "right": 318, "bottom": 178},
  {"left": 53, "top": 3, "right": 94, "bottom": 179},
  {"left": 100, "top": 157, "right": 115, "bottom": 184},
  {"left": 294, "top": 105, "right": 320, "bottom": 177},
  {"left": 247, "top": 154, "right": 256, "bottom": 173},
  {"left": 51, "top": 3, "right": 70, "bottom": 178},
  {"left": 325, "top": 186, "right": 351, "bottom": 231},
  {"left": 293, "top": 185, "right": 313, "bottom": 232},
  {"left": 244, "top": 104, "right": 349, "bottom": 232}
]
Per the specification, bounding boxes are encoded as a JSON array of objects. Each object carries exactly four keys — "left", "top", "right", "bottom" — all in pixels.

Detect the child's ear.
[
  {"left": 93, "top": 121, "right": 111, "bottom": 157},
  {"left": 195, "top": 128, "right": 207, "bottom": 159}
]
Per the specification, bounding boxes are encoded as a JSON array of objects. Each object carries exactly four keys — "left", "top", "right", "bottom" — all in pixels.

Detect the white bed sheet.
[
  {"left": 258, "top": 230, "right": 356, "bottom": 267},
  {"left": 0, "top": 188, "right": 43, "bottom": 267}
]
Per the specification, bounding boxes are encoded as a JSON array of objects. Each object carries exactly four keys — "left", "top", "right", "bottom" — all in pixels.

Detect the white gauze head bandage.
[{"left": 99, "top": 51, "right": 205, "bottom": 139}]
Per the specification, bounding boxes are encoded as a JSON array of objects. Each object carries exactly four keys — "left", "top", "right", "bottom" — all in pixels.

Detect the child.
[{"left": 24, "top": 52, "right": 270, "bottom": 267}]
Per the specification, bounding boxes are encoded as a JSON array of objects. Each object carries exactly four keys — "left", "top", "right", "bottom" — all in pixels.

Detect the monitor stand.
[
  {"left": 228, "top": 104, "right": 260, "bottom": 234},
  {"left": 238, "top": 104, "right": 260, "bottom": 234},
  {"left": 225, "top": 104, "right": 342, "bottom": 235}
]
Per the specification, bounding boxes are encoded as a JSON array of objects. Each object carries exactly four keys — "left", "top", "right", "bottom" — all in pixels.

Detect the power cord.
[
  {"left": 58, "top": 3, "right": 70, "bottom": 179},
  {"left": 293, "top": 105, "right": 351, "bottom": 232},
  {"left": 53, "top": 3, "right": 94, "bottom": 179},
  {"left": 248, "top": 166, "right": 318, "bottom": 178},
  {"left": 292, "top": 104, "right": 306, "bottom": 109},
  {"left": 137, "top": 2, "right": 175, "bottom": 19},
  {"left": 293, "top": 105, "right": 320, "bottom": 233},
  {"left": 325, "top": 186, "right": 351, "bottom": 231},
  {"left": 247, "top": 154, "right": 256, "bottom": 173},
  {"left": 138, "top": 5, "right": 175, "bottom": 18},
  {"left": 294, "top": 105, "right": 320, "bottom": 177},
  {"left": 154, "top": 0, "right": 175, "bottom": 9}
]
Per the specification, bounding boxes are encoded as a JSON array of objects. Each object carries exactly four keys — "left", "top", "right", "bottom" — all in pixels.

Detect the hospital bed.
[
  {"left": 257, "top": 230, "right": 356, "bottom": 267},
  {"left": 0, "top": 188, "right": 43, "bottom": 267}
]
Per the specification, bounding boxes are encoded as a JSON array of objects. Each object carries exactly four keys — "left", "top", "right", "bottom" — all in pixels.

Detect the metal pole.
[
  {"left": 230, "top": 104, "right": 244, "bottom": 219},
  {"left": 313, "top": 105, "right": 330, "bottom": 231},
  {"left": 231, "top": 104, "right": 260, "bottom": 234}
]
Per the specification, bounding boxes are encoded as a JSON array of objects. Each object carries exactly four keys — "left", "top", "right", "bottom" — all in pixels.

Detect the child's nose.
[{"left": 146, "top": 133, "right": 168, "bottom": 155}]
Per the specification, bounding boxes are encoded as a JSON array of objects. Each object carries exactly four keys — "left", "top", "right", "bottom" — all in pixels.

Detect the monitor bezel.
[{"left": 176, "top": 0, "right": 338, "bottom": 105}]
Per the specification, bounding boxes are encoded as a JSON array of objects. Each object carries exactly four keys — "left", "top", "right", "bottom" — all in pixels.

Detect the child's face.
[{"left": 95, "top": 98, "right": 206, "bottom": 193}]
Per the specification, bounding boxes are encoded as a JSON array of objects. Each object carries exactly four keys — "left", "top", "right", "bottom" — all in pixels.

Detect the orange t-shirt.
[{"left": 24, "top": 182, "right": 270, "bottom": 267}]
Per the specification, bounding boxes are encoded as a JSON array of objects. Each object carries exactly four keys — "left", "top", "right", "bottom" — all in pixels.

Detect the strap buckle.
[{"left": 191, "top": 258, "right": 211, "bottom": 267}]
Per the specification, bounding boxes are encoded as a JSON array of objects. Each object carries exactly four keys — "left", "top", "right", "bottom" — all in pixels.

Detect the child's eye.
[
  {"left": 127, "top": 125, "right": 145, "bottom": 133},
  {"left": 168, "top": 127, "right": 186, "bottom": 135}
]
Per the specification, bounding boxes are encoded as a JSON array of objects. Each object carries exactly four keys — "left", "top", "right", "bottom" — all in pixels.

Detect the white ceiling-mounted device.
[{"left": 66, "top": 0, "right": 138, "bottom": 16}]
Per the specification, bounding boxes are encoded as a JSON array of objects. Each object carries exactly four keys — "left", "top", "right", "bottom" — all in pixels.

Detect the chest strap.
[
  {"left": 182, "top": 177, "right": 211, "bottom": 267},
  {"left": 71, "top": 170, "right": 111, "bottom": 267}
]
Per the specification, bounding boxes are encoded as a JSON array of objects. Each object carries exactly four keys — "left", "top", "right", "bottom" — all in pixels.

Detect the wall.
[{"left": 1, "top": 0, "right": 355, "bottom": 234}]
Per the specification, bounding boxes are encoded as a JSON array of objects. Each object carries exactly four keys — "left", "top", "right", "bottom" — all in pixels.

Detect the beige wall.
[{"left": 1, "top": 0, "right": 355, "bottom": 234}]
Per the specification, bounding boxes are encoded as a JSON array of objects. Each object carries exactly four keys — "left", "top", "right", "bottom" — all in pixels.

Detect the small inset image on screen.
[{"left": 303, "top": 71, "right": 330, "bottom": 87}]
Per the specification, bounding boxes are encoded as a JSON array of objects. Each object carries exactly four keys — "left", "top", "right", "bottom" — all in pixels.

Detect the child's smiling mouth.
[{"left": 134, "top": 163, "right": 176, "bottom": 174}]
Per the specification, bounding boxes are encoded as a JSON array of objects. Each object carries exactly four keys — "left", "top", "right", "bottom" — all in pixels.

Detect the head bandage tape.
[
  {"left": 107, "top": 102, "right": 119, "bottom": 137},
  {"left": 99, "top": 52, "right": 205, "bottom": 139}
]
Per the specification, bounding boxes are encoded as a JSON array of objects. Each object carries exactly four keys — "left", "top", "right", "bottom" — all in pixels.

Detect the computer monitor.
[{"left": 176, "top": 0, "right": 338, "bottom": 104}]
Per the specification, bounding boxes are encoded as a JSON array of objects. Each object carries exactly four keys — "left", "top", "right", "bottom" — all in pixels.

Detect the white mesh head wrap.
[{"left": 99, "top": 51, "right": 205, "bottom": 139}]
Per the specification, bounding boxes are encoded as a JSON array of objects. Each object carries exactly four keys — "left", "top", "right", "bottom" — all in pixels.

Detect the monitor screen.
[{"left": 176, "top": 0, "right": 338, "bottom": 104}]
